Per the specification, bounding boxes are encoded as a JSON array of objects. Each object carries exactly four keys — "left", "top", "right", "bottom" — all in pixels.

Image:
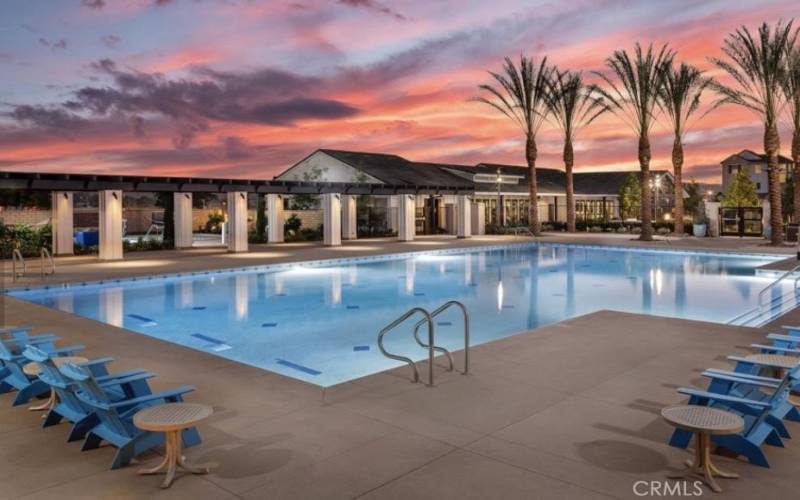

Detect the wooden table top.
[
  {"left": 744, "top": 353, "right": 799, "bottom": 370},
  {"left": 661, "top": 405, "right": 744, "bottom": 435},
  {"left": 134, "top": 403, "right": 213, "bottom": 432},
  {"left": 23, "top": 356, "right": 88, "bottom": 377}
]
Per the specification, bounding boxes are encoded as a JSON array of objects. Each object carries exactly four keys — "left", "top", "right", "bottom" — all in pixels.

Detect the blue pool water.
[{"left": 8, "top": 244, "right": 797, "bottom": 386}]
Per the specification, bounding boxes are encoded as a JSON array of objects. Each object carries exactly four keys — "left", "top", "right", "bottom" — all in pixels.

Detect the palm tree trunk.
[
  {"left": 526, "top": 135, "right": 541, "bottom": 235},
  {"left": 672, "top": 136, "right": 684, "bottom": 235},
  {"left": 793, "top": 129, "right": 800, "bottom": 223},
  {"left": 765, "top": 124, "right": 783, "bottom": 245},
  {"left": 564, "top": 138, "right": 575, "bottom": 232},
  {"left": 639, "top": 133, "right": 653, "bottom": 241}
]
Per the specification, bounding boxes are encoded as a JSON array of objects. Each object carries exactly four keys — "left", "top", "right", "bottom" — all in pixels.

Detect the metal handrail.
[
  {"left": 412, "top": 300, "right": 470, "bottom": 375},
  {"left": 11, "top": 249, "right": 25, "bottom": 282},
  {"left": 757, "top": 263, "right": 800, "bottom": 312},
  {"left": 40, "top": 247, "right": 55, "bottom": 278},
  {"left": 377, "top": 307, "right": 435, "bottom": 385}
]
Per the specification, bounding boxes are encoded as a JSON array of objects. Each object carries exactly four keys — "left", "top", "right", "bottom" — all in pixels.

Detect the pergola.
[{"left": 0, "top": 171, "right": 476, "bottom": 260}]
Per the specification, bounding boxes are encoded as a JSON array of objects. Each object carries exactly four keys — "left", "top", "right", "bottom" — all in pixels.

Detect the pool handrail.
[
  {"left": 757, "top": 263, "right": 800, "bottom": 312},
  {"left": 377, "top": 307, "right": 434, "bottom": 386},
  {"left": 40, "top": 247, "right": 55, "bottom": 278},
  {"left": 411, "top": 300, "right": 470, "bottom": 375},
  {"left": 12, "top": 248, "right": 25, "bottom": 282}
]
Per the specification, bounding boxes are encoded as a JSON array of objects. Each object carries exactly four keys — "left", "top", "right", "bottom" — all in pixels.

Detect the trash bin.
[{"left": 787, "top": 224, "right": 799, "bottom": 243}]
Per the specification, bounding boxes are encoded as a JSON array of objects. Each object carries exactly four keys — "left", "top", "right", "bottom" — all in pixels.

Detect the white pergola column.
[
  {"left": 457, "top": 195, "right": 472, "bottom": 238},
  {"left": 226, "top": 191, "right": 248, "bottom": 253},
  {"left": 173, "top": 192, "right": 193, "bottom": 249},
  {"left": 471, "top": 202, "right": 486, "bottom": 235},
  {"left": 323, "top": 193, "right": 342, "bottom": 246},
  {"left": 98, "top": 190, "right": 123, "bottom": 260},
  {"left": 266, "top": 194, "right": 284, "bottom": 243},
  {"left": 51, "top": 191, "right": 74, "bottom": 256},
  {"left": 397, "top": 194, "right": 415, "bottom": 242},
  {"left": 341, "top": 195, "right": 357, "bottom": 240}
]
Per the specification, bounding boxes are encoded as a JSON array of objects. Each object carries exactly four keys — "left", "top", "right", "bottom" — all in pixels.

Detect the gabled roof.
[
  {"left": 721, "top": 149, "right": 792, "bottom": 165},
  {"left": 317, "top": 149, "right": 473, "bottom": 187},
  {"left": 472, "top": 163, "right": 566, "bottom": 194}
]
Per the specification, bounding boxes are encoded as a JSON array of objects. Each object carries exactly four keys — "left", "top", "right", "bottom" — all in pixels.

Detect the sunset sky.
[{"left": 1, "top": 0, "right": 799, "bottom": 182}]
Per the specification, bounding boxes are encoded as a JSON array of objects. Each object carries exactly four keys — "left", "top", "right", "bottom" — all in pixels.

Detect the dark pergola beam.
[{"left": 0, "top": 171, "right": 474, "bottom": 195}]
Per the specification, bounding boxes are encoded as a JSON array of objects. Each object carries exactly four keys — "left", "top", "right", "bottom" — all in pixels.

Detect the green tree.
[
  {"left": 292, "top": 166, "right": 324, "bottom": 210},
  {"left": 474, "top": 56, "right": 556, "bottom": 235},
  {"left": 657, "top": 61, "right": 712, "bottom": 234},
  {"left": 619, "top": 173, "right": 642, "bottom": 220},
  {"left": 593, "top": 43, "right": 675, "bottom": 241},
  {"left": 546, "top": 70, "right": 608, "bottom": 232},
  {"left": 683, "top": 180, "right": 704, "bottom": 220},
  {"left": 255, "top": 195, "right": 267, "bottom": 243},
  {"left": 711, "top": 20, "right": 798, "bottom": 244},
  {"left": 783, "top": 46, "right": 800, "bottom": 222},
  {"left": 722, "top": 168, "right": 760, "bottom": 207}
]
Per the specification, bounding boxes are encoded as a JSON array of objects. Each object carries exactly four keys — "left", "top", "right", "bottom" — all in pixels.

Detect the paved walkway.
[{"left": 2, "top": 296, "right": 799, "bottom": 499}]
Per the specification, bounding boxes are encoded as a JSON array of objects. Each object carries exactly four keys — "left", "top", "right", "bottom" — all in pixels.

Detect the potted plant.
[{"left": 692, "top": 202, "right": 708, "bottom": 237}]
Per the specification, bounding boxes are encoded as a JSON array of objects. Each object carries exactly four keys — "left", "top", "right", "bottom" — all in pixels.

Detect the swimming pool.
[{"left": 8, "top": 243, "right": 797, "bottom": 386}]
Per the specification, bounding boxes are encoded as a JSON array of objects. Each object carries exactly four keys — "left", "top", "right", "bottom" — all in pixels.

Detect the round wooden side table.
[
  {"left": 662, "top": 405, "right": 744, "bottom": 493},
  {"left": 133, "top": 402, "right": 213, "bottom": 489},
  {"left": 22, "top": 356, "right": 87, "bottom": 413}
]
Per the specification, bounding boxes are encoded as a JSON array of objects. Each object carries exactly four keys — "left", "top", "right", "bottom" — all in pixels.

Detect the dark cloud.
[
  {"left": 100, "top": 34, "right": 121, "bottom": 48},
  {"left": 81, "top": 0, "right": 105, "bottom": 9},
  {"left": 338, "top": 0, "right": 406, "bottom": 21},
  {"left": 5, "top": 105, "right": 87, "bottom": 130},
  {"left": 6, "top": 58, "right": 358, "bottom": 149},
  {"left": 221, "top": 136, "right": 254, "bottom": 160},
  {"left": 38, "top": 38, "right": 68, "bottom": 50},
  {"left": 154, "top": 0, "right": 175, "bottom": 6}
]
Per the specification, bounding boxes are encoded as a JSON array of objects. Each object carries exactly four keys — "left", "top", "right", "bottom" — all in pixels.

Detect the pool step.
[{"left": 730, "top": 289, "right": 800, "bottom": 327}]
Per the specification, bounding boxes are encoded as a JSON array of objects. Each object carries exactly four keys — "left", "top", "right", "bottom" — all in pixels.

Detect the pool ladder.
[
  {"left": 727, "top": 263, "right": 800, "bottom": 325},
  {"left": 377, "top": 300, "right": 469, "bottom": 386}
]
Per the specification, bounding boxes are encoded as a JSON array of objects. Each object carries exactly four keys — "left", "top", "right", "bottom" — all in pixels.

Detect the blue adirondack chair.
[
  {"left": 59, "top": 363, "right": 200, "bottom": 469},
  {"left": 755, "top": 334, "right": 800, "bottom": 354},
  {"left": 0, "top": 338, "right": 83, "bottom": 405},
  {"left": 669, "top": 364, "right": 800, "bottom": 467},
  {"left": 1, "top": 331, "right": 60, "bottom": 355},
  {"left": 22, "top": 345, "right": 157, "bottom": 441}
]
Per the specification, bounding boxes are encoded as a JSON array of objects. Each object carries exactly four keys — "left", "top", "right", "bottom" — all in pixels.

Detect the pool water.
[{"left": 8, "top": 244, "right": 796, "bottom": 386}]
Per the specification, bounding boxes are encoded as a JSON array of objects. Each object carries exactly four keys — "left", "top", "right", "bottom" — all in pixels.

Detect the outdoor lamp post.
[
  {"left": 650, "top": 175, "right": 662, "bottom": 218},
  {"left": 496, "top": 168, "right": 503, "bottom": 226}
]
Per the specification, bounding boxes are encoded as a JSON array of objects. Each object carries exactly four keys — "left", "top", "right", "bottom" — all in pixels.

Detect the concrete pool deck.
[{"left": 2, "top": 234, "right": 800, "bottom": 499}]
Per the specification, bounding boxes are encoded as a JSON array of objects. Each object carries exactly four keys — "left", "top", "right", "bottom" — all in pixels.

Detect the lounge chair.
[
  {"left": 0, "top": 338, "right": 83, "bottom": 405},
  {"left": 668, "top": 364, "right": 800, "bottom": 467},
  {"left": 59, "top": 363, "right": 200, "bottom": 469},
  {"left": 22, "top": 345, "right": 156, "bottom": 441}
]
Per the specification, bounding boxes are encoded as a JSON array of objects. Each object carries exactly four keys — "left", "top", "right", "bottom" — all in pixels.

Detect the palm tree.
[
  {"left": 783, "top": 46, "right": 800, "bottom": 222},
  {"left": 657, "top": 62, "right": 712, "bottom": 235},
  {"left": 593, "top": 43, "right": 674, "bottom": 241},
  {"left": 546, "top": 70, "right": 608, "bottom": 232},
  {"left": 474, "top": 56, "right": 556, "bottom": 235},
  {"left": 710, "top": 21, "right": 797, "bottom": 245}
]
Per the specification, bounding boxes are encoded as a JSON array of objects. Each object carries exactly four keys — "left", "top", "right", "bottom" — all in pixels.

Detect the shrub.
[
  {"left": 631, "top": 226, "right": 642, "bottom": 234},
  {"left": 616, "top": 226, "right": 629, "bottom": 233},
  {"left": 284, "top": 214, "right": 302, "bottom": 233},
  {"left": 657, "top": 227, "right": 671, "bottom": 235},
  {"left": 589, "top": 226, "right": 602, "bottom": 233},
  {"left": 205, "top": 211, "right": 225, "bottom": 233},
  {"left": 0, "top": 222, "right": 51, "bottom": 258}
]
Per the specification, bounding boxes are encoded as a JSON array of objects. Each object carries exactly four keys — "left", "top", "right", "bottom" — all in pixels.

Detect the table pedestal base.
[
  {"left": 28, "top": 389, "right": 56, "bottom": 417},
  {"left": 668, "top": 433, "right": 738, "bottom": 493},
  {"left": 138, "top": 430, "right": 208, "bottom": 488}
]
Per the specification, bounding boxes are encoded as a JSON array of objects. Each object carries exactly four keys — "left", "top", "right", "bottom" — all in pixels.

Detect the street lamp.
[
  {"left": 650, "top": 175, "right": 662, "bottom": 218},
  {"left": 496, "top": 168, "right": 503, "bottom": 226}
]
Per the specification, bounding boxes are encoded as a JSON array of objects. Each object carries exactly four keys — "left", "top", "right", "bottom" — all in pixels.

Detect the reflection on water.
[{"left": 10, "top": 245, "right": 791, "bottom": 386}]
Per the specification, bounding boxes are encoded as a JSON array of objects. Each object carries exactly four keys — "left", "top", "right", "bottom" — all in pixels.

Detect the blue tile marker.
[
  {"left": 192, "top": 306, "right": 206, "bottom": 310},
  {"left": 353, "top": 345, "right": 370, "bottom": 352},
  {"left": 191, "top": 333, "right": 232, "bottom": 352},
  {"left": 127, "top": 314, "right": 158, "bottom": 326},
  {"left": 276, "top": 359, "right": 321, "bottom": 376},
  {"left": 262, "top": 322, "right": 278, "bottom": 327},
  {"left": 414, "top": 292, "right": 425, "bottom": 296},
  {"left": 346, "top": 305, "right": 360, "bottom": 310},
  {"left": 437, "top": 321, "right": 452, "bottom": 326}
]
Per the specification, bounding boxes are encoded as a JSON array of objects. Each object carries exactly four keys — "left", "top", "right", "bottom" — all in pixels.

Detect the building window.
[
  {"left": 756, "top": 182, "right": 761, "bottom": 190},
  {"left": 754, "top": 165, "right": 762, "bottom": 174},
  {"left": 576, "top": 199, "right": 614, "bottom": 222}
]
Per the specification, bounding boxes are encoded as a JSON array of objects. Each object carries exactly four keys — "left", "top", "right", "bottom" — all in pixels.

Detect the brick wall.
[
  {"left": 0, "top": 207, "right": 51, "bottom": 226},
  {"left": 286, "top": 210, "right": 323, "bottom": 229}
]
